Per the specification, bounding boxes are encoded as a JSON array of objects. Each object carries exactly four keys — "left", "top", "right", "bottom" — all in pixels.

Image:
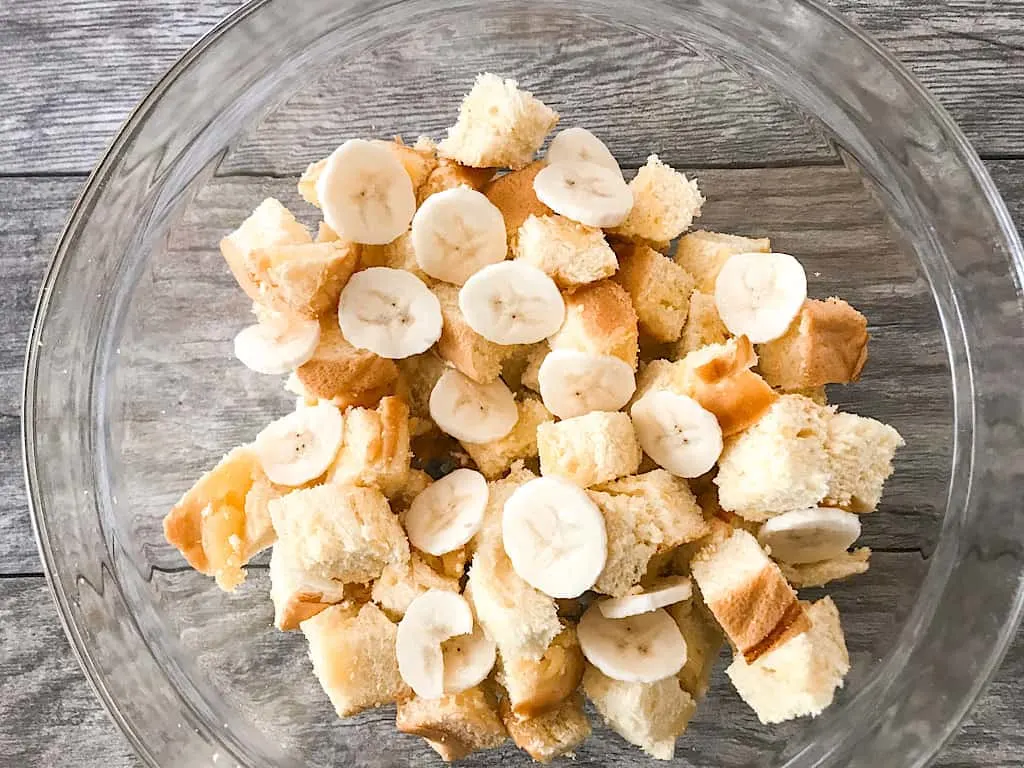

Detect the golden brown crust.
[
  {"left": 742, "top": 600, "right": 811, "bottom": 663},
  {"left": 295, "top": 319, "right": 399, "bottom": 402},
  {"left": 432, "top": 282, "right": 520, "bottom": 383},
  {"left": 682, "top": 337, "right": 778, "bottom": 435},
  {"left": 419, "top": 158, "right": 496, "bottom": 204},
  {"left": 483, "top": 162, "right": 552, "bottom": 245},
  {"left": 498, "top": 627, "right": 585, "bottom": 717},
  {"left": 499, "top": 693, "right": 590, "bottom": 763},
  {"left": 548, "top": 279, "right": 640, "bottom": 369}
]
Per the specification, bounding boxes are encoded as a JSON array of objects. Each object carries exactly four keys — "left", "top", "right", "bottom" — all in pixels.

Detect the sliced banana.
[
  {"left": 458, "top": 261, "right": 565, "bottom": 345},
  {"left": 338, "top": 267, "right": 443, "bottom": 359},
  {"left": 411, "top": 186, "right": 507, "bottom": 285},
  {"left": 533, "top": 160, "right": 633, "bottom": 228},
  {"left": 630, "top": 391, "right": 723, "bottom": 478},
  {"left": 315, "top": 139, "right": 416, "bottom": 245},
  {"left": 396, "top": 590, "right": 475, "bottom": 699},
  {"left": 577, "top": 603, "right": 688, "bottom": 684},
  {"left": 546, "top": 127, "right": 621, "bottom": 176},
  {"left": 598, "top": 576, "right": 693, "bottom": 620},
  {"left": 537, "top": 349, "right": 636, "bottom": 419},
  {"left": 253, "top": 403, "right": 343, "bottom": 486},
  {"left": 405, "top": 468, "right": 489, "bottom": 555},
  {"left": 428, "top": 368, "right": 519, "bottom": 443},
  {"left": 441, "top": 621, "right": 498, "bottom": 695},
  {"left": 233, "top": 317, "right": 321, "bottom": 375},
  {"left": 502, "top": 477, "right": 607, "bottom": 599},
  {"left": 757, "top": 506, "right": 862, "bottom": 564},
  {"left": 714, "top": 251, "right": 808, "bottom": 343}
]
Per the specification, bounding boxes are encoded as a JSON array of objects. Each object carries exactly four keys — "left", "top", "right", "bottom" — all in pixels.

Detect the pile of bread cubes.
[{"left": 164, "top": 73, "right": 904, "bottom": 763}]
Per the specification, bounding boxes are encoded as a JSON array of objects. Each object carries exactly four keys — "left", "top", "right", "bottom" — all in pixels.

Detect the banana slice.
[
  {"left": 411, "top": 186, "right": 507, "bottom": 284},
  {"left": 253, "top": 403, "right": 343, "bottom": 486},
  {"left": 577, "top": 603, "right": 688, "bottom": 683},
  {"left": 441, "top": 621, "right": 498, "bottom": 695},
  {"left": 458, "top": 261, "right": 565, "bottom": 345},
  {"left": 546, "top": 127, "right": 621, "bottom": 176},
  {"left": 405, "top": 468, "right": 489, "bottom": 555},
  {"left": 630, "top": 391, "right": 723, "bottom": 478},
  {"left": 502, "top": 477, "right": 607, "bottom": 599},
  {"left": 597, "top": 576, "right": 693, "bottom": 620},
  {"left": 396, "top": 589, "right": 475, "bottom": 699},
  {"left": 428, "top": 368, "right": 519, "bottom": 443},
  {"left": 338, "top": 267, "right": 443, "bottom": 359},
  {"left": 537, "top": 349, "right": 636, "bottom": 419},
  {"left": 532, "top": 161, "right": 633, "bottom": 228},
  {"left": 757, "top": 507, "right": 862, "bottom": 564},
  {"left": 315, "top": 139, "right": 416, "bottom": 245},
  {"left": 233, "top": 317, "right": 320, "bottom": 375},
  {"left": 714, "top": 251, "right": 808, "bottom": 343}
]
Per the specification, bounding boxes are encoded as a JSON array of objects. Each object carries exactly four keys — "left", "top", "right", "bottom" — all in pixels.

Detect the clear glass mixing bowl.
[{"left": 23, "top": 0, "right": 1024, "bottom": 766}]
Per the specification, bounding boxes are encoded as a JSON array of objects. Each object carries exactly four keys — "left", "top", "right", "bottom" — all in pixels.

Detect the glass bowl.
[{"left": 23, "top": 0, "right": 1024, "bottom": 766}]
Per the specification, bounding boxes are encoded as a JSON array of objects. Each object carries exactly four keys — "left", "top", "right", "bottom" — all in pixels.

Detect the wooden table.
[{"left": 1, "top": 1, "right": 1022, "bottom": 765}]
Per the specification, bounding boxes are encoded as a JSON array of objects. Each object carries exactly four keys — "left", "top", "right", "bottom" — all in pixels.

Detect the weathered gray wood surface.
[{"left": 1, "top": 0, "right": 1023, "bottom": 766}]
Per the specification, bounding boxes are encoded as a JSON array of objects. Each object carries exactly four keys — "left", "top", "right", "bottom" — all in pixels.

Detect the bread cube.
[
  {"left": 269, "top": 543, "right": 349, "bottom": 630},
  {"left": 609, "top": 155, "right": 704, "bottom": 244},
  {"left": 519, "top": 342, "right": 548, "bottom": 393},
  {"left": 269, "top": 484, "right": 409, "bottom": 585},
  {"left": 497, "top": 626, "right": 585, "bottom": 717},
  {"left": 371, "top": 553, "right": 460, "bottom": 620},
  {"left": 823, "top": 412, "right": 904, "bottom": 512},
  {"left": 779, "top": 547, "right": 871, "bottom": 588},
  {"left": 299, "top": 139, "right": 437, "bottom": 208},
  {"left": 302, "top": 602, "right": 409, "bottom": 717},
  {"left": 325, "top": 396, "right": 412, "bottom": 497},
  {"left": 726, "top": 597, "right": 850, "bottom": 724},
  {"left": 396, "top": 686, "right": 508, "bottom": 761},
  {"left": 438, "top": 73, "right": 558, "bottom": 170},
  {"left": 672, "top": 289, "right": 730, "bottom": 357},
  {"left": 583, "top": 665, "right": 696, "bottom": 761},
  {"left": 514, "top": 214, "right": 618, "bottom": 288},
  {"left": 500, "top": 693, "right": 591, "bottom": 763},
  {"left": 714, "top": 394, "right": 831, "bottom": 520},
  {"left": 418, "top": 157, "right": 496, "bottom": 204},
  {"left": 668, "top": 597, "right": 723, "bottom": 699},
  {"left": 595, "top": 470, "right": 709, "bottom": 547},
  {"left": 419, "top": 546, "right": 471, "bottom": 581},
  {"left": 483, "top": 161, "right": 552, "bottom": 247},
  {"left": 243, "top": 240, "right": 358, "bottom": 319},
  {"left": 614, "top": 242, "right": 696, "bottom": 342},
  {"left": 538, "top": 411, "right": 641, "bottom": 488},
  {"left": 394, "top": 351, "right": 448, "bottom": 424},
  {"left": 461, "top": 396, "right": 554, "bottom": 479},
  {"left": 220, "top": 198, "right": 312, "bottom": 300},
  {"left": 242, "top": 471, "right": 282, "bottom": 556},
  {"left": 548, "top": 280, "right": 640, "bottom": 369},
  {"left": 432, "top": 282, "right": 522, "bottom": 383},
  {"left": 674, "top": 230, "right": 771, "bottom": 293},
  {"left": 360, "top": 231, "right": 432, "bottom": 284},
  {"left": 295, "top": 319, "right": 398, "bottom": 406}
]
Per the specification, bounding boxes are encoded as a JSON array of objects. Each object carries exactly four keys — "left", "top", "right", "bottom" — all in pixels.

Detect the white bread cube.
[
  {"left": 672, "top": 289, "right": 730, "bottom": 357},
  {"left": 295, "top": 319, "right": 398, "bottom": 407},
  {"left": 497, "top": 626, "right": 585, "bottom": 717},
  {"left": 244, "top": 240, "right": 359, "bottom": 319},
  {"left": 438, "top": 73, "right": 558, "bottom": 170},
  {"left": 595, "top": 470, "right": 709, "bottom": 548},
  {"left": 519, "top": 342, "right": 548, "bottom": 393},
  {"left": 325, "top": 396, "right": 412, "bottom": 497},
  {"left": 269, "top": 543, "right": 348, "bottom": 631},
  {"left": 301, "top": 602, "right": 410, "bottom": 717},
  {"left": 674, "top": 230, "right": 771, "bottom": 293},
  {"left": 714, "top": 394, "right": 831, "bottom": 520},
  {"left": 396, "top": 686, "right": 508, "bottom": 761},
  {"left": 583, "top": 665, "right": 696, "bottom": 761},
  {"left": 461, "top": 396, "right": 554, "bottom": 480},
  {"left": 220, "top": 198, "right": 312, "bottom": 300},
  {"left": 548, "top": 279, "right": 640, "bottom": 369},
  {"left": 613, "top": 241, "right": 696, "bottom": 342},
  {"left": 514, "top": 214, "right": 618, "bottom": 288},
  {"left": 500, "top": 693, "right": 591, "bottom": 763},
  {"left": 432, "top": 282, "right": 523, "bottom": 383},
  {"left": 609, "top": 155, "right": 704, "bottom": 244},
  {"left": 779, "top": 547, "right": 871, "bottom": 588},
  {"left": 371, "top": 553, "right": 460, "bottom": 620},
  {"left": 483, "top": 161, "right": 552, "bottom": 247},
  {"left": 242, "top": 471, "right": 282, "bottom": 557},
  {"left": 537, "top": 411, "right": 641, "bottom": 488},
  {"left": 669, "top": 597, "right": 723, "bottom": 699},
  {"left": 726, "top": 597, "right": 850, "bottom": 724},
  {"left": 823, "top": 412, "right": 904, "bottom": 512}
]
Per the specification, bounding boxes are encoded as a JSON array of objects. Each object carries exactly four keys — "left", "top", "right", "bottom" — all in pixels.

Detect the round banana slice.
[
  {"left": 411, "top": 186, "right": 507, "bottom": 285},
  {"left": 428, "top": 368, "right": 519, "bottom": 443},
  {"left": 405, "top": 468, "right": 489, "bottom": 555},
  {"left": 458, "top": 262, "right": 565, "bottom": 345},
  {"left": 315, "top": 138, "right": 416, "bottom": 245},
  {"left": 546, "top": 127, "right": 622, "bottom": 176},
  {"left": 757, "top": 507, "right": 862, "bottom": 564},
  {"left": 396, "top": 590, "right": 475, "bottom": 699},
  {"left": 597, "top": 576, "right": 693, "bottom": 619},
  {"left": 537, "top": 349, "right": 636, "bottom": 419},
  {"left": 338, "top": 267, "right": 443, "bottom": 359},
  {"left": 630, "top": 391, "right": 723, "bottom": 478},
  {"left": 714, "top": 251, "right": 808, "bottom": 343},
  {"left": 233, "top": 317, "right": 321, "bottom": 375},
  {"left": 253, "top": 403, "right": 343, "bottom": 486},
  {"left": 533, "top": 160, "right": 633, "bottom": 228},
  {"left": 577, "top": 603, "right": 688, "bottom": 684},
  {"left": 502, "top": 477, "right": 607, "bottom": 599},
  {"left": 441, "top": 622, "right": 498, "bottom": 695}
]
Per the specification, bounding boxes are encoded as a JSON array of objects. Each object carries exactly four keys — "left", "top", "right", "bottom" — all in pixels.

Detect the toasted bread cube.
[
  {"left": 714, "top": 395, "right": 831, "bottom": 520},
  {"left": 674, "top": 230, "right": 771, "bottom": 293},
  {"left": 299, "top": 139, "right": 437, "bottom": 208},
  {"left": 325, "top": 396, "right": 412, "bottom": 497},
  {"left": 269, "top": 543, "right": 349, "bottom": 630},
  {"left": 371, "top": 553, "right": 460, "bottom": 620},
  {"left": 220, "top": 198, "right": 312, "bottom": 299},
  {"left": 302, "top": 602, "right": 409, "bottom": 717},
  {"left": 514, "top": 214, "right": 618, "bottom": 288},
  {"left": 269, "top": 484, "right": 409, "bottom": 585},
  {"left": 396, "top": 686, "right": 508, "bottom": 761},
  {"left": 519, "top": 342, "right": 548, "bottom": 393},
  {"left": 583, "top": 665, "right": 696, "bottom": 761},
  {"left": 595, "top": 470, "right": 709, "bottom": 546},
  {"left": 691, "top": 529, "right": 807, "bottom": 662},
  {"left": 538, "top": 411, "right": 641, "bottom": 489},
  {"left": 548, "top": 280, "right": 640, "bottom": 369},
  {"left": 500, "top": 693, "right": 591, "bottom": 763},
  {"left": 779, "top": 547, "right": 871, "bottom": 588},
  {"left": 439, "top": 73, "right": 558, "bottom": 170},
  {"left": 823, "top": 412, "right": 904, "bottom": 512},
  {"left": 609, "top": 155, "right": 704, "bottom": 244},
  {"left": 242, "top": 471, "right": 282, "bottom": 556},
  {"left": 613, "top": 242, "right": 696, "bottom": 343},
  {"left": 632, "top": 358, "right": 681, "bottom": 404},
  {"left": 295, "top": 320, "right": 398, "bottom": 406},
  {"left": 669, "top": 597, "right": 724, "bottom": 699},
  {"left": 726, "top": 597, "right": 850, "bottom": 724},
  {"left": 243, "top": 240, "right": 359, "bottom": 319},
  {"left": 497, "top": 627, "right": 585, "bottom": 717},
  {"left": 672, "top": 290, "right": 730, "bottom": 357},
  {"left": 758, "top": 298, "right": 869, "bottom": 390},
  {"left": 461, "top": 396, "right": 554, "bottom": 479},
  {"left": 484, "top": 162, "right": 552, "bottom": 247},
  {"left": 360, "top": 231, "right": 432, "bottom": 284},
  {"left": 432, "top": 282, "right": 522, "bottom": 382},
  {"left": 418, "top": 157, "right": 496, "bottom": 204}
]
